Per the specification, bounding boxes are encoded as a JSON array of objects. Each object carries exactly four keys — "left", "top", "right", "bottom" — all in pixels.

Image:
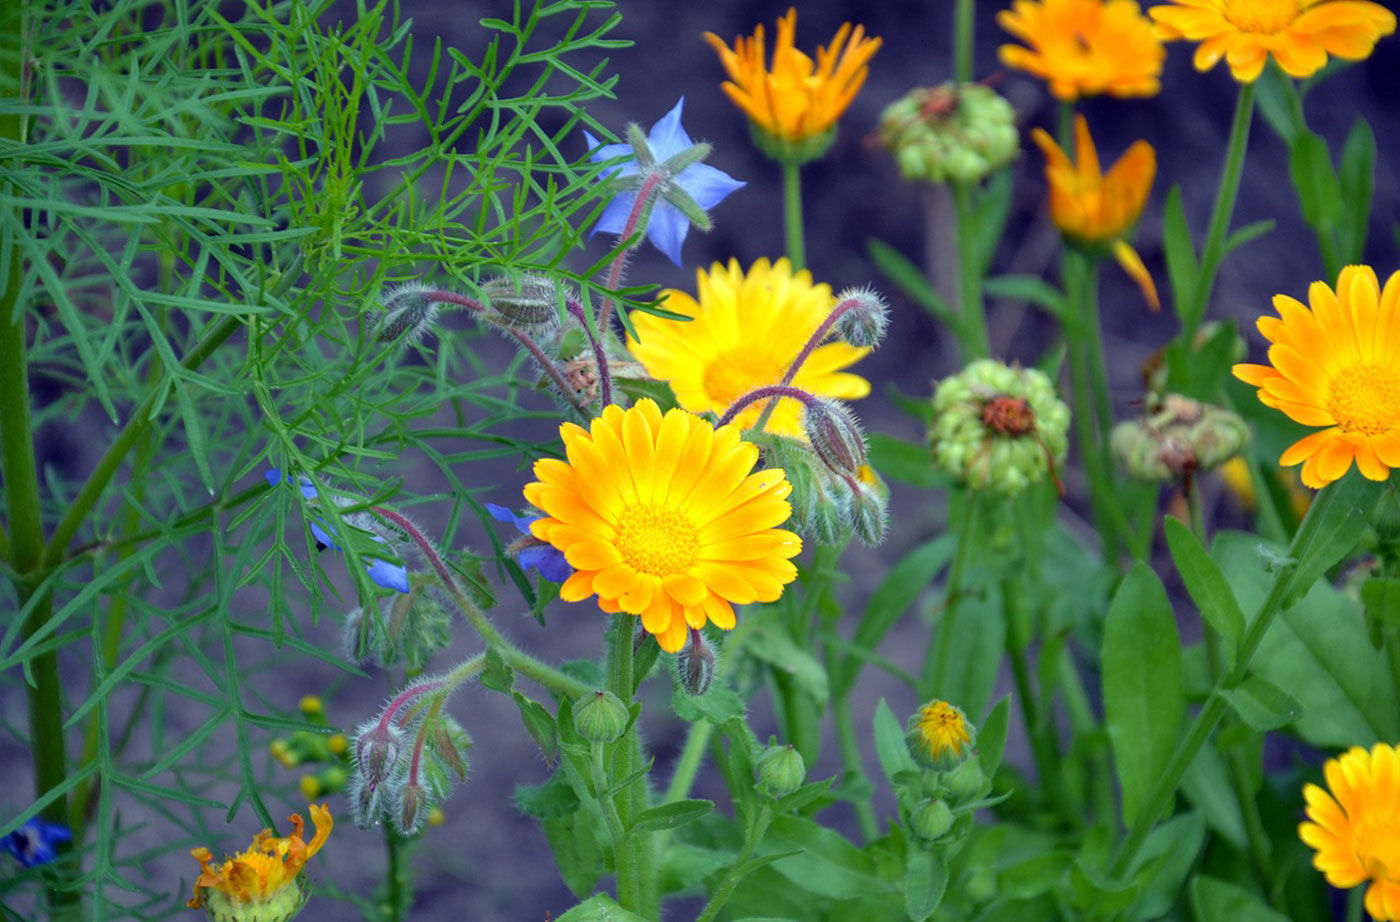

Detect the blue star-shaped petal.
[
  {"left": 486, "top": 503, "right": 572, "bottom": 583},
  {"left": 1, "top": 817, "right": 72, "bottom": 868},
  {"left": 265, "top": 469, "right": 410, "bottom": 593},
  {"left": 585, "top": 98, "right": 745, "bottom": 266}
]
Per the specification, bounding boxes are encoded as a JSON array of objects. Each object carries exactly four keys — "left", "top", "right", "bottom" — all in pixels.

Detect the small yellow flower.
[
  {"left": 628, "top": 257, "right": 870, "bottom": 438},
  {"left": 1233, "top": 266, "right": 1400, "bottom": 489},
  {"left": 908, "top": 700, "right": 975, "bottom": 769},
  {"left": 1300, "top": 744, "right": 1400, "bottom": 920},
  {"left": 1031, "top": 116, "right": 1159, "bottom": 309},
  {"left": 1150, "top": 0, "right": 1395, "bottom": 83},
  {"left": 188, "top": 805, "right": 332, "bottom": 922},
  {"left": 524, "top": 400, "right": 802, "bottom": 653},
  {"left": 704, "top": 8, "right": 881, "bottom": 149},
  {"left": 999, "top": 0, "right": 1165, "bottom": 100}
]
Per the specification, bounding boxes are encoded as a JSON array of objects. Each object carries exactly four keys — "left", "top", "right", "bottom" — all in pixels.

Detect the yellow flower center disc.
[
  {"left": 1222, "top": 0, "right": 1301, "bottom": 34},
  {"left": 702, "top": 347, "right": 787, "bottom": 409},
  {"left": 1328, "top": 363, "right": 1400, "bottom": 436},
  {"left": 616, "top": 505, "right": 698, "bottom": 576}
]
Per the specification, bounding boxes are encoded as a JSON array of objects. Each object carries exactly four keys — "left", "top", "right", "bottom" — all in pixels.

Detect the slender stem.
[
  {"left": 1185, "top": 81, "right": 1256, "bottom": 342},
  {"left": 1002, "top": 577, "right": 1063, "bottom": 817},
  {"left": 782, "top": 160, "right": 806, "bottom": 271},
  {"left": 1346, "top": 884, "right": 1364, "bottom": 922},
  {"left": 591, "top": 740, "right": 640, "bottom": 910},
  {"left": 1065, "top": 251, "right": 1122, "bottom": 564},
  {"left": 695, "top": 804, "right": 774, "bottom": 922},
  {"left": 750, "top": 295, "right": 863, "bottom": 433},
  {"left": 372, "top": 507, "right": 589, "bottom": 699},
  {"left": 1080, "top": 260, "right": 1112, "bottom": 443},
  {"left": 923, "top": 491, "right": 979, "bottom": 696},
  {"left": 566, "top": 299, "right": 612, "bottom": 408},
  {"left": 952, "top": 181, "right": 990, "bottom": 358},
  {"left": 954, "top": 0, "right": 975, "bottom": 84},
  {"left": 833, "top": 689, "right": 879, "bottom": 842},
  {"left": 1109, "top": 482, "right": 1347, "bottom": 876},
  {"left": 717, "top": 384, "right": 819, "bottom": 429},
  {"left": 600, "top": 172, "right": 665, "bottom": 335},
  {"left": 506, "top": 326, "right": 591, "bottom": 413},
  {"left": 663, "top": 617, "right": 757, "bottom": 803}
]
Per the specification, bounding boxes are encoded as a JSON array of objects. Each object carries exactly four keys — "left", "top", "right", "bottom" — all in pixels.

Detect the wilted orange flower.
[
  {"left": 188, "top": 805, "right": 331, "bottom": 919},
  {"left": 1150, "top": 0, "right": 1395, "bottom": 82},
  {"left": 1299, "top": 744, "right": 1400, "bottom": 920},
  {"left": 525, "top": 400, "right": 801, "bottom": 653},
  {"left": 1233, "top": 266, "right": 1400, "bottom": 489},
  {"left": 1031, "top": 116, "right": 1159, "bottom": 309},
  {"left": 999, "top": 0, "right": 1165, "bottom": 99},
  {"left": 704, "top": 8, "right": 881, "bottom": 147}
]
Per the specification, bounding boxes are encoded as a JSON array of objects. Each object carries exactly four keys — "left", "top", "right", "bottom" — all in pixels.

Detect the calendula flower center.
[
  {"left": 703, "top": 347, "right": 788, "bottom": 409},
  {"left": 616, "top": 505, "right": 698, "bottom": 576},
  {"left": 1327, "top": 364, "right": 1400, "bottom": 436},
  {"left": 1222, "top": 0, "right": 1301, "bottom": 34}
]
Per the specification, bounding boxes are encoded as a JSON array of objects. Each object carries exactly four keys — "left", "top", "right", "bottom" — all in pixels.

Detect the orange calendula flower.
[
  {"left": 524, "top": 399, "right": 802, "bottom": 653},
  {"left": 704, "top": 8, "right": 881, "bottom": 156},
  {"left": 1233, "top": 266, "right": 1400, "bottom": 489},
  {"left": 1300, "top": 744, "right": 1400, "bottom": 920},
  {"left": 188, "top": 804, "right": 332, "bottom": 922},
  {"left": 1150, "top": 0, "right": 1395, "bottom": 83},
  {"left": 999, "top": 0, "right": 1165, "bottom": 100},
  {"left": 628, "top": 257, "right": 870, "bottom": 438},
  {"left": 1031, "top": 116, "right": 1160, "bottom": 310}
]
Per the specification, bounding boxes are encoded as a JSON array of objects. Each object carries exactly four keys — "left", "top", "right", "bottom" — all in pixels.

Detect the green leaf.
[
  {"left": 1180, "top": 746, "right": 1248, "bottom": 850},
  {"left": 512, "top": 692, "right": 558, "bottom": 765},
  {"left": 974, "top": 170, "right": 1013, "bottom": 274},
  {"left": 1126, "top": 812, "right": 1207, "bottom": 922},
  {"left": 762, "top": 814, "right": 885, "bottom": 901},
  {"left": 1221, "top": 674, "right": 1303, "bottom": 731},
  {"left": 515, "top": 770, "right": 581, "bottom": 819},
  {"left": 1068, "top": 858, "right": 1140, "bottom": 915},
  {"left": 1284, "top": 474, "right": 1380, "bottom": 609},
  {"left": 553, "top": 892, "right": 651, "bottom": 922},
  {"left": 1162, "top": 185, "right": 1198, "bottom": 323},
  {"left": 1290, "top": 130, "right": 1343, "bottom": 230},
  {"left": 629, "top": 799, "right": 713, "bottom": 832},
  {"left": 748, "top": 625, "right": 829, "bottom": 702},
  {"left": 1190, "top": 876, "right": 1289, "bottom": 922},
  {"left": 671, "top": 676, "right": 745, "bottom": 725},
  {"left": 1164, "top": 517, "right": 1245, "bottom": 666},
  {"left": 1103, "top": 563, "right": 1184, "bottom": 827},
  {"left": 978, "top": 696, "right": 1011, "bottom": 778},
  {"left": 868, "top": 237, "right": 957, "bottom": 329},
  {"left": 1220, "top": 219, "right": 1275, "bottom": 258},
  {"left": 1337, "top": 118, "right": 1376, "bottom": 263},
  {"left": 874, "top": 698, "right": 919, "bottom": 785},
  {"left": 904, "top": 847, "right": 949, "bottom": 921},
  {"left": 984, "top": 274, "right": 1068, "bottom": 319},
  {"left": 776, "top": 776, "right": 836, "bottom": 815},
  {"left": 1362, "top": 576, "right": 1400, "bottom": 629},
  {"left": 868, "top": 434, "right": 952, "bottom": 491}
]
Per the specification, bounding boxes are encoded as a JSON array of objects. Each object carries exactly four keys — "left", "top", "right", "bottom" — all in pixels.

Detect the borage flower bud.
[
  {"left": 906, "top": 700, "right": 976, "bottom": 771},
  {"left": 374, "top": 283, "right": 439, "bottom": 347},
  {"left": 804, "top": 398, "right": 867, "bottom": 478},
  {"left": 847, "top": 474, "right": 888, "bottom": 547},
  {"left": 877, "top": 83, "right": 1018, "bottom": 185},
  {"left": 481, "top": 273, "right": 566, "bottom": 332},
  {"left": 911, "top": 798, "right": 955, "bottom": 843},
  {"left": 755, "top": 743, "right": 807, "bottom": 798},
  {"left": 573, "top": 690, "right": 630, "bottom": 744},
  {"left": 354, "top": 719, "right": 405, "bottom": 790},
  {"left": 830, "top": 286, "right": 890, "bottom": 348},
  {"left": 424, "top": 716, "right": 473, "bottom": 789},
  {"left": 395, "top": 781, "right": 428, "bottom": 837},
  {"left": 676, "top": 634, "right": 716, "bottom": 697}
]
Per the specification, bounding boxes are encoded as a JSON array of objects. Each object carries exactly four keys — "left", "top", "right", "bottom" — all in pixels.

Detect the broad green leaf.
[
  {"left": 868, "top": 435, "right": 953, "bottom": 491},
  {"left": 672, "top": 677, "right": 745, "bottom": 725},
  {"left": 1190, "top": 875, "right": 1289, "bottom": 922},
  {"left": 1162, "top": 185, "right": 1198, "bottom": 323},
  {"left": 1180, "top": 747, "right": 1248, "bottom": 850},
  {"left": 762, "top": 814, "right": 886, "bottom": 901},
  {"left": 554, "top": 892, "right": 651, "bottom": 922},
  {"left": 874, "top": 698, "right": 920, "bottom": 785},
  {"left": 904, "top": 847, "right": 949, "bottom": 921},
  {"left": 974, "top": 169, "right": 1013, "bottom": 274},
  {"left": 630, "top": 799, "right": 713, "bottom": 832},
  {"left": 515, "top": 771, "right": 580, "bottom": 819},
  {"left": 1164, "top": 517, "right": 1245, "bottom": 666},
  {"left": 978, "top": 696, "right": 1011, "bottom": 778},
  {"left": 985, "top": 273, "right": 1067, "bottom": 319},
  {"left": 999, "top": 851, "right": 1073, "bottom": 899},
  {"left": 1221, "top": 674, "right": 1303, "bottom": 731},
  {"left": 1220, "top": 219, "right": 1275, "bottom": 258},
  {"left": 1103, "top": 563, "right": 1184, "bottom": 827},
  {"left": 1361, "top": 575, "right": 1400, "bottom": 629},
  {"left": 1283, "top": 475, "right": 1381, "bottom": 609},
  {"left": 1126, "top": 812, "right": 1206, "bottom": 922},
  {"left": 748, "top": 625, "right": 829, "bottom": 702}
]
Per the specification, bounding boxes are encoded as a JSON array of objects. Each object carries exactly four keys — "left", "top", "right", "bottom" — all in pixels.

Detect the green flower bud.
[
  {"left": 929, "top": 359, "right": 1070, "bottom": 495},
  {"left": 755, "top": 744, "right": 807, "bottom": 798},
  {"left": 831, "top": 286, "right": 890, "bottom": 348},
  {"left": 395, "top": 781, "right": 428, "bottom": 836},
  {"left": 848, "top": 478, "right": 888, "bottom": 547},
  {"left": 906, "top": 700, "right": 976, "bottom": 770},
  {"left": 375, "top": 284, "right": 439, "bottom": 347},
  {"left": 481, "top": 273, "right": 566, "bottom": 331},
  {"left": 877, "top": 83, "right": 1018, "bottom": 185},
  {"left": 1111, "top": 394, "right": 1249, "bottom": 482},
  {"left": 804, "top": 398, "right": 868, "bottom": 478},
  {"left": 573, "top": 690, "right": 630, "bottom": 744},
  {"left": 942, "top": 756, "right": 986, "bottom": 802},
  {"left": 750, "top": 122, "right": 837, "bottom": 166},
  {"left": 911, "top": 798, "right": 955, "bottom": 843}
]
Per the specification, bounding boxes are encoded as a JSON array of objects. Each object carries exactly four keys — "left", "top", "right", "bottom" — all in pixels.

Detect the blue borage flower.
[
  {"left": 585, "top": 97, "right": 745, "bottom": 266},
  {"left": 485, "top": 503, "right": 572, "bottom": 583},
  {"left": 1, "top": 817, "right": 72, "bottom": 868},
  {"left": 265, "top": 469, "right": 410, "bottom": 593}
]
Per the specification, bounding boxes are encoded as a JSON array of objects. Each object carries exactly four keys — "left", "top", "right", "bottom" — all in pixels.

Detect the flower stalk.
[
  {"left": 782, "top": 159, "right": 806, "bottom": 271},
  {"left": 717, "top": 384, "right": 821, "bottom": 429}
]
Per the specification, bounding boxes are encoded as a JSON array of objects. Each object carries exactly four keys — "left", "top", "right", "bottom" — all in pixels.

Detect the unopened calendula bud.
[
  {"left": 573, "top": 690, "right": 630, "bottom": 744},
  {"left": 755, "top": 744, "right": 807, "bottom": 798},
  {"left": 911, "top": 798, "right": 955, "bottom": 843},
  {"left": 942, "top": 756, "right": 985, "bottom": 802},
  {"left": 906, "top": 700, "right": 976, "bottom": 770}
]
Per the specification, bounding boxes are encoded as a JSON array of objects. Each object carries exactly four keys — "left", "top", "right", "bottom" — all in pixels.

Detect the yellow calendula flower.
[
  {"left": 1299, "top": 744, "right": 1400, "bottom": 920},
  {"left": 1233, "top": 266, "right": 1400, "bottom": 489},
  {"left": 1031, "top": 116, "right": 1160, "bottom": 310},
  {"left": 907, "top": 700, "right": 975, "bottom": 769},
  {"left": 524, "top": 400, "right": 802, "bottom": 653},
  {"left": 629, "top": 257, "right": 870, "bottom": 438},
  {"left": 1150, "top": 0, "right": 1395, "bottom": 83},
  {"left": 999, "top": 0, "right": 1165, "bottom": 100},
  {"left": 704, "top": 8, "right": 881, "bottom": 158},
  {"left": 188, "top": 805, "right": 332, "bottom": 922}
]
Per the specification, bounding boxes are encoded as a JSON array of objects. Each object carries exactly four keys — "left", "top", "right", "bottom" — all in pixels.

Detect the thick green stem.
[
  {"left": 383, "top": 825, "right": 412, "bottom": 922},
  {"left": 1109, "top": 482, "right": 1350, "bottom": 876},
  {"left": 954, "top": 0, "right": 975, "bottom": 84},
  {"left": 952, "top": 181, "right": 990, "bottom": 358},
  {"left": 923, "top": 491, "right": 979, "bottom": 696},
  {"left": 1185, "top": 82, "right": 1256, "bottom": 342},
  {"left": 1002, "top": 578, "right": 1062, "bottom": 818},
  {"left": 592, "top": 740, "right": 641, "bottom": 911},
  {"left": 782, "top": 160, "right": 806, "bottom": 272}
]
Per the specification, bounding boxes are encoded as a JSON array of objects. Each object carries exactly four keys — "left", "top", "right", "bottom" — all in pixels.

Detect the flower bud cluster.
[
  {"left": 878, "top": 83, "right": 1019, "bottom": 185},
  {"left": 929, "top": 359, "right": 1070, "bottom": 495},
  {"left": 895, "top": 699, "right": 991, "bottom": 847},
  {"left": 757, "top": 432, "right": 888, "bottom": 547},
  {"left": 342, "top": 580, "right": 453, "bottom": 673},
  {"left": 1111, "top": 393, "right": 1248, "bottom": 482},
  {"left": 374, "top": 283, "right": 440, "bottom": 347}
]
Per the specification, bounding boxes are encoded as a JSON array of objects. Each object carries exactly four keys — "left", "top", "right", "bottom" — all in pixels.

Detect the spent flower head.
[
  {"left": 1150, "top": 0, "right": 1395, "bottom": 82},
  {"left": 187, "top": 805, "right": 332, "bottom": 922},
  {"left": 585, "top": 98, "right": 744, "bottom": 266},
  {"left": 877, "top": 83, "right": 1020, "bottom": 185},
  {"left": 999, "top": 0, "right": 1164, "bottom": 99},
  {"left": 1111, "top": 394, "right": 1249, "bottom": 481}
]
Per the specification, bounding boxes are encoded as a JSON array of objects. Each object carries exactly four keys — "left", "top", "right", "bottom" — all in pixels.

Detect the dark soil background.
[{"left": 3, "top": 1, "right": 1397, "bottom": 920}]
